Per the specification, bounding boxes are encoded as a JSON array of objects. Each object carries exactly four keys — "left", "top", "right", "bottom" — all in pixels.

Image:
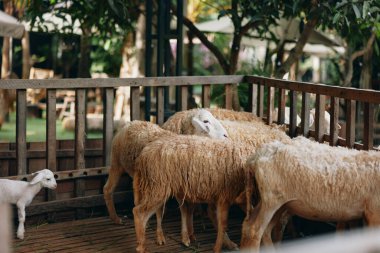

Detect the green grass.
[{"left": 0, "top": 112, "right": 103, "bottom": 142}]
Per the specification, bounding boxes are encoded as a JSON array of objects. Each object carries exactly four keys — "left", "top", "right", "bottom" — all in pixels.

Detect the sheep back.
[{"left": 134, "top": 135, "right": 254, "bottom": 206}]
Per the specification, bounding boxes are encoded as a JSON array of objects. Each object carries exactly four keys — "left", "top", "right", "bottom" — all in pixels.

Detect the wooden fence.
[{"left": 0, "top": 75, "right": 379, "bottom": 220}]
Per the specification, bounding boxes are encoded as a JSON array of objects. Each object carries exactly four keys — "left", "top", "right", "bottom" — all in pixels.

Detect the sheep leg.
[
  {"left": 364, "top": 208, "right": 380, "bottom": 227},
  {"left": 261, "top": 206, "right": 288, "bottom": 246},
  {"left": 133, "top": 203, "right": 161, "bottom": 253},
  {"left": 178, "top": 201, "right": 191, "bottom": 246},
  {"left": 186, "top": 203, "right": 196, "bottom": 242},
  {"left": 214, "top": 201, "right": 234, "bottom": 253},
  {"left": 16, "top": 202, "right": 26, "bottom": 240},
  {"left": 240, "top": 201, "right": 282, "bottom": 251},
  {"left": 155, "top": 205, "right": 166, "bottom": 245},
  {"left": 103, "top": 167, "right": 124, "bottom": 224},
  {"left": 207, "top": 204, "right": 237, "bottom": 250}
]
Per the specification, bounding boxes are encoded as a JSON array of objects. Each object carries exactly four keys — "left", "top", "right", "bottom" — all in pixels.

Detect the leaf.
[
  {"left": 363, "top": 1, "right": 369, "bottom": 18},
  {"left": 345, "top": 16, "right": 350, "bottom": 27},
  {"left": 333, "top": 13, "right": 341, "bottom": 24},
  {"left": 352, "top": 4, "right": 361, "bottom": 19},
  {"left": 336, "top": 0, "right": 348, "bottom": 9}
]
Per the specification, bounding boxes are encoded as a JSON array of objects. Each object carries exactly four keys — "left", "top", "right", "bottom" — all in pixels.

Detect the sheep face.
[
  {"left": 191, "top": 109, "right": 228, "bottom": 139},
  {"left": 30, "top": 169, "right": 57, "bottom": 189}
]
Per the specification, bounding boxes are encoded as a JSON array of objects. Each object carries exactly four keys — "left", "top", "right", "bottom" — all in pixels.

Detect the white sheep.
[
  {"left": 132, "top": 135, "right": 255, "bottom": 253},
  {"left": 241, "top": 136, "right": 380, "bottom": 251},
  {"left": 103, "top": 108, "right": 228, "bottom": 245},
  {"left": 0, "top": 169, "right": 57, "bottom": 239}
]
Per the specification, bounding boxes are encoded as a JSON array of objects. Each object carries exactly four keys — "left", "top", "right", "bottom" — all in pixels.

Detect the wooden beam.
[
  {"left": 202, "top": 85, "right": 211, "bottom": 108},
  {"left": 46, "top": 89, "right": 57, "bottom": 203},
  {"left": 266, "top": 87, "right": 274, "bottom": 124},
  {"left": 156, "top": 87, "right": 165, "bottom": 125},
  {"left": 130, "top": 86, "right": 140, "bottom": 121},
  {"left": 301, "top": 92, "right": 310, "bottom": 137},
  {"left": 277, "top": 88, "right": 286, "bottom": 124},
  {"left": 180, "top": 86, "right": 188, "bottom": 111},
  {"left": 329, "top": 97, "right": 339, "bottom": 146},
  {"left": 257, "top": 82, "right": 264, "bottom": 118},
  {"left": 248, "top": 83, "right": 258, "bottom": 116},
  {"left": 345, "top": 100, "right": 356, "bottom": 148},
  {"left": 16, "top": 89, "right": 27, "bottom": 175},
  {"left": 315, "top": 94, "right": 326, "bottom": 143},
  {"left": 289, "top": 90, "right": 297, "bottom": 138},
  {"left": 225, "top": 84, "right": 232, "bottom": 110},
  {"left": 363, "top": 102, "right": 374, "bottom": 150},
  {"left": 103, "top": 88, "right": 114, "bottom": 166}
]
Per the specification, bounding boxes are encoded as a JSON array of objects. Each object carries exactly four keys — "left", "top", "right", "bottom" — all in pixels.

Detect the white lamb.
[
  {"left": 0, "top": 169, "right": 57, "bottom": 239},
  {"left": 241, "top": 136, "right": 380, "bottom": 251}
]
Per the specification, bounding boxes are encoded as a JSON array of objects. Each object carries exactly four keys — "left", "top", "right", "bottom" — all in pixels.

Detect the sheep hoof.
[
  {"left": 182, "top": 238, "right": 191, "bottom": 247},
  {"left": 224, "top": 241, "right": 238, "bottom": 250},
  {"left": 189, "top": 234, "right": 196, "bottom": 242},
  {"left": 17, "top": 233, "right": 24, "bottom": 240}
]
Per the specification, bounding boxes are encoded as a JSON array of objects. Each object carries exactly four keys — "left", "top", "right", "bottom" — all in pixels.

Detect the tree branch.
[
  {"left": 343, "top": 31, "right": 376, "bottom": 86},
  {"left": 183, "top": 16, "right": 230, "bottom": 73}
]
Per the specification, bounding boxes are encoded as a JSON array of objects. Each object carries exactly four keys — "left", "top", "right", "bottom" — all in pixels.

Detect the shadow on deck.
[{"left": 13, "top": 208, "right": 244, "bottom": 253}]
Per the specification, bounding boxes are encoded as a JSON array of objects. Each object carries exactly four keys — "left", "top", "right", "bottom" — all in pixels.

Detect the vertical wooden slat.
[
  {"left": 277, "top": 88, "right": 286, "bottom": 124},
  {"left": 180, "top": 86, "right": 188, "bottom": 111},
  {"left": 315, "top": 94, "right": 326, "bottom": 143},
  {"left": 156, "top": 87, "right": 165, "bottom": 125},
  {"left": 46, "top": 89, "right": 57, "bottom": 203},
  {"left": 301, "top": 92, "right": 310, "bottom": 137},
  {"left": 202, "top": 84, "right": 211, "bottom": 108},
  {"left": 75, "top": 89, "right": 86, "bottom": 218},
  {"left": 130, "top": 87, "right": 140, "bottom": 121},
  {"left": 225, "top": 84, "right": 232, "bottom": 110},
  {"left": 289, "top": 90, "right": 297, "bottom": 138},
  {"left": 345, "top": 99, "right": 356, "bottom": 148},
  {"left": 103, "top": 88, "right": 114, "bottom": 166},
  {"left": 0, "top": 204, "right": 11, "bottom": 253},
  {"left": 329, "top": 97, "right": 339, "bottom": 146},
  {"left": 16, "top": 89, "right": 27, "bottom": 175},
  {"left": 249, "top": 83, "right": 258, "bottom": 116},
  {"left": 266, "top": 86, "right": 274, "bottom": 124},
  {"left": 363, "top": 102, "right": 374, "bottom": 150},
  {"left": 257, "top": 82, "right": 264, "bottom": 118}
]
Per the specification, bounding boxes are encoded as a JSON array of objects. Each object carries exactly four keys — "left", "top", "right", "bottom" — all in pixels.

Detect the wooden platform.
[{"left": 12, "top": 209, "right": 244, "bottom": 253}]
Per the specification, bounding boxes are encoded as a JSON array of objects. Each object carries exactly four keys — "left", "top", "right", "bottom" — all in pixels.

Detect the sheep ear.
[
  {"left": 30, "top": 172, "right": 44, "bottom": 185},
  {"left": 191, "top": 117, "right": 209, "bottom": 133}
]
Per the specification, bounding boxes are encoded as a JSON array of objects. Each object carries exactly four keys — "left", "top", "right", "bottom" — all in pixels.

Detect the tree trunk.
[
  {"left": 78, "top": 27, "right": 91, "bottom": 78},
  {"left": 22, "top": 31, "right": 31, "bottom": 79},
  {"left": 1, "top": 37, "right": 10, "bottom": 79},
  {"left": 359, "top": 39, "right": 373, "bottom": 90}
]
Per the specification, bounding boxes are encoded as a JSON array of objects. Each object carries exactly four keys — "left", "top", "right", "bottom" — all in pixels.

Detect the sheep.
[
  {"left": 132, "top": 135, "right": 255, "bottom": 253},
  {"left": 0, "top": 169, "right": 57, "bottom": 239},
  {"left": 309, "top": 108, "right": 341, "bottom": 135},
  {"left": 241, "top": 136, "right": 380, "bottom": 251},
  {"left": 103, "top": 108, "right": 228, "bottom": 245}
]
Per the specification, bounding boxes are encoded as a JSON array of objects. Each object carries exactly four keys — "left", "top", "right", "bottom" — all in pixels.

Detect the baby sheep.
[{"left": 0, "top": 169, "right": 57, "bottom": 239}]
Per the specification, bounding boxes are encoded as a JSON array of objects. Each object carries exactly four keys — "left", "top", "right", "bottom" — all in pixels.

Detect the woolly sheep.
[
  {"left": 241, "top": 136, "right": 380, "bottom": 251},
  {"left": 103, "top": 109, "right": 228, "bottom": 244},
  {"left": 0, "top": 169, "right": 57, "bottom": 239},
  {"left": 132, "top": 135, "right": 255, "bottom": 253},
  {"left": 162, "top": 108, "right": 291, "bottom": 247}
]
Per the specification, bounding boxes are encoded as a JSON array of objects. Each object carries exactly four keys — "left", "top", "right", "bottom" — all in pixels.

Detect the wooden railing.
[{"left": 1, "top": 75, "right": 379, "bottom": 218}]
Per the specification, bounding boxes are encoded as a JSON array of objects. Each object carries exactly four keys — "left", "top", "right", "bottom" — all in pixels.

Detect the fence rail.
[{"left": 0, "top": 74, "right": 379, "bottom": 219}]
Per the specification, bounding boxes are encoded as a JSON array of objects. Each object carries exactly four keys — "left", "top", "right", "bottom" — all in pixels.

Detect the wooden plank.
[
  {"left": 156, "top": 87, "right": 164, "bottom": 125},
  {"left": 74, "top": 89, "right": 86, "bottom": 218},
  {"left": 289, "top": 90, "right": 297, "bottom": 138},
  {"left": 103, "top": 88, "right": 114, "bottom": 166},
  {"left": 202, "top": 84, "right": 211, "bottom": 108},
  {"left": 46, "top": 89, "right": 57, "bottom": 171},
  {"left": 345, "top": 100, "right": 356, "bottom": 148},
  {"left": 0, "top": 204, "right": 11, "bottom": 253},
  {"left": 46, "top": 89, "right": 57, "bottom": 204},
  {"left": 301, "top": 92, "right": 310, "bottom": 137},
  {"left": 0, "top": 75, "right": 245, "bottom": 89},
  {"left": 0, "top": 148, "right": 103, "bottom": 160},
  {"left": 74, "top": 89, "right": 86, "bottom": 170},
  {"left": 130, "top": 86, "right": 140, "bottom": 121},
  {"left": 25, "top": 191, "right": 131, "bottom": 216},
  {"left": 277, "top": 88, "right": 286, "bottom": 124},
  {"left": 257, "top": 82, "right": 264, "bottom": 118},
  {"left": 266, "top": 86, "right": 274, "bottom": 124},
  {"left": 315, "top": 94, "right": 326, "bottom": 143},
  {"left": 16, "top": 89, "right": 27, "bottom": 175},
  {"left": 225, "top": 84, "right": 232, "bottom": 110},
  {"left": 363, "top": 102, "right": 374, "bottom": 150},
  {"left": 329, "top": 97, "right": 339, "bottom": 146},
  {"left": 244, "top": 75, "right": 380, "bottom": 104},
  {"left": 248, "top": 83, "right": 258, "bottom": 116},
  {"left": 180, "top": 86, "right": 188, "bottom": 111}
]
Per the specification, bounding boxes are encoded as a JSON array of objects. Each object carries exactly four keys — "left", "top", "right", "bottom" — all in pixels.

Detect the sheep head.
[
  {"left": 191, "top": 109, "right": 228, "bottom": 139},
  {"left": 30, "top": 169, "right": 57, "bottom": 189}
]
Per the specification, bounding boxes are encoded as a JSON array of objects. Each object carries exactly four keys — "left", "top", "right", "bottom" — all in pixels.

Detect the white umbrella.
[{"left": 0, "top": 10, "right": 25, "bottom": 39}]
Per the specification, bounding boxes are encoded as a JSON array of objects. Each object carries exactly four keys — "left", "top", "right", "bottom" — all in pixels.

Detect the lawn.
[{"left": 0, "top": 112, "right": 103, "bottom": 142}]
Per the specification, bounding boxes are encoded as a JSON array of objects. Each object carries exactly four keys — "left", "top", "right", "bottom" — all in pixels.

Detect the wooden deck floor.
[{"left": 13, "top": 209, "right": 244, "bottom": 253}]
